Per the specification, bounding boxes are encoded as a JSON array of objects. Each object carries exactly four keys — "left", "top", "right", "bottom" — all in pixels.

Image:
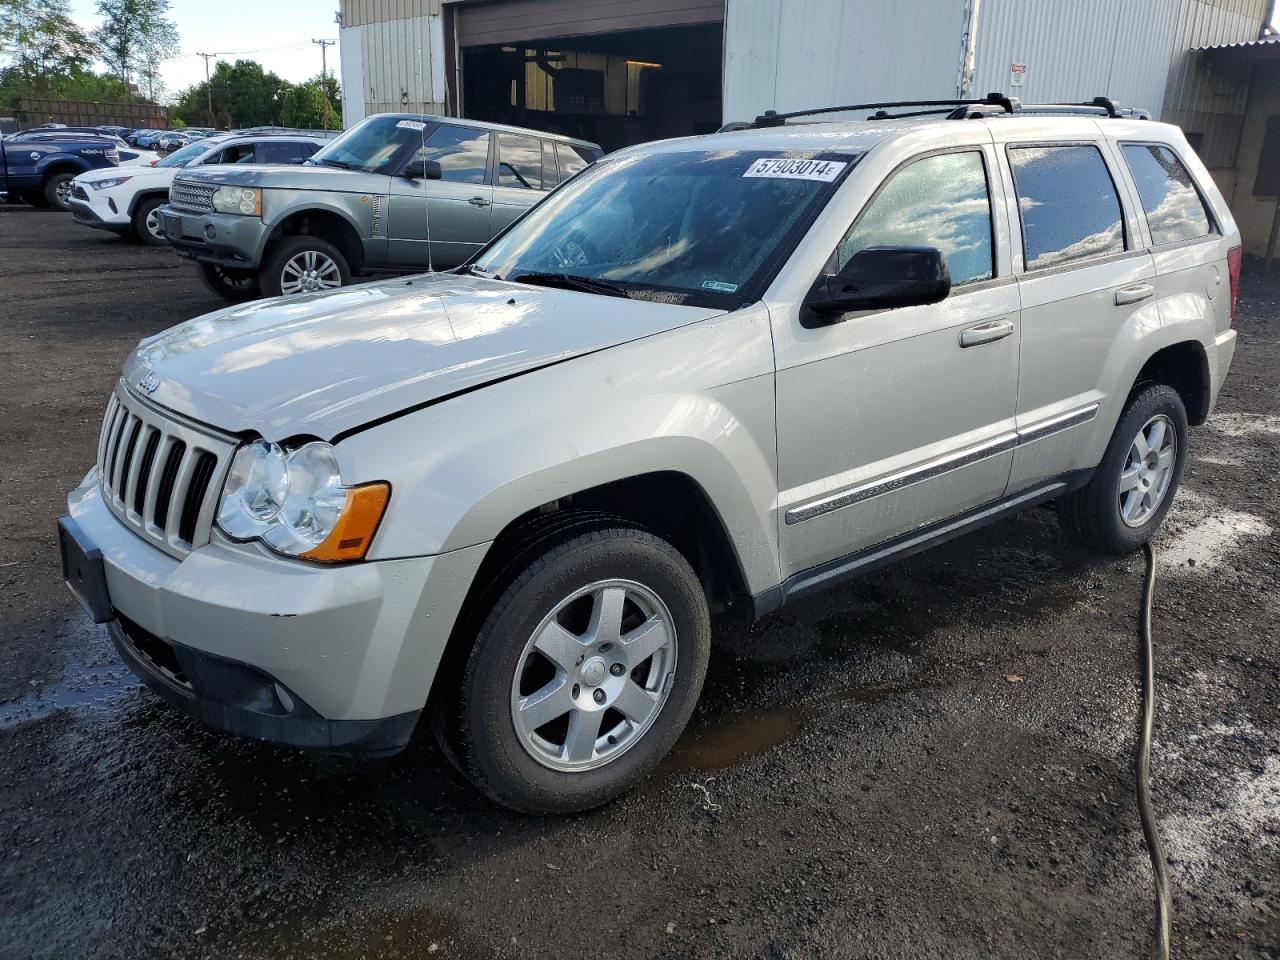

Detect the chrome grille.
[
  {"left": 96, "top": 386, "right": 235, "bottom": 558},
  {"left": 169, "top": 179, "right": 216, "bottom": 213}
]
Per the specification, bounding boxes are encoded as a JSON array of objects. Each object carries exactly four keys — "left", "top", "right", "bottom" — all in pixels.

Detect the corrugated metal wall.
[
  {"left": 723, "top": 0, "right": 969, "bottom": 123},
  {"left": 339, "top": 0, "right": 448, "bottom": 119}
]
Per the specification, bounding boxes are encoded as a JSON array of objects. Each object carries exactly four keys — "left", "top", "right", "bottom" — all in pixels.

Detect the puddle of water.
[
  {"left": 1159, "top": 510, "right": 1272, "bottom": 573},
  {"left": 0, "top": 658, "right": 138, "bottom": 731}
]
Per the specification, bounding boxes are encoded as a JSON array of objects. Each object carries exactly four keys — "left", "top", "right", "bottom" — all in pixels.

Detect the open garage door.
[{"left": 453, "top": 0, "right": 724, "bottom": 151}]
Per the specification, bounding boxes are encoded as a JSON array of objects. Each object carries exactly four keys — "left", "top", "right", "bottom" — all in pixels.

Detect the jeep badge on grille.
[{"left": 136, "top": 371, "right": 160, "bottom": 395}]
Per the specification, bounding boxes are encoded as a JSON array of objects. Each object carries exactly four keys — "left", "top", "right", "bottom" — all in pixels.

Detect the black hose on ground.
[{"left": 1137, "top": 541, "right": 1172, "bottom": 960}]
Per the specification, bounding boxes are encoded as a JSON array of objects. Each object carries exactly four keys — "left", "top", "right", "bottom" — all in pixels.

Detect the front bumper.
[
  {"left": 63, "top": 470, "right": 488, "bottom": 754},
  {"left": 69, "top": 193, "right": 129, "bottom": 234},
  {"left": 157, "top": 205, "right": 268, "bottom": 268}
]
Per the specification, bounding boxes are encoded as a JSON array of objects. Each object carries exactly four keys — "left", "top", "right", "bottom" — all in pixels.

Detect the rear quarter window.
[
  {"left": 1120, "top": 144, "right": 1213, "bottom": 246},
  {"left": 1008, "top": 143, "right": 1125, "bottom": 271}
]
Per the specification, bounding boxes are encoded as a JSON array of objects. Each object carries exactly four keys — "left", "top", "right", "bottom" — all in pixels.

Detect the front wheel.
[
  {"left": 44, "top": 172, "right": 75, "bottom": 211},
  {"left": 261, "top": 235, "right": 351, "bottom": 298},
  {"left": 443, "top": 524, "right": 711, "bottom": 814},
  {"left": 131, "top": 196, "right": 168, "bottom": 246},
  {"left": 197, "top": 262, "right": 261, "bottom": 303},
  {"left": 1058, "top": 383, "right": 1189, "bottom": 553}
]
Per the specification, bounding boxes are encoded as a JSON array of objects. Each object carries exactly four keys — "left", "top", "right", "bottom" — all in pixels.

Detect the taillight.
[{"left": 1227, "top": 244, "right": 1242, "bottom": 327}]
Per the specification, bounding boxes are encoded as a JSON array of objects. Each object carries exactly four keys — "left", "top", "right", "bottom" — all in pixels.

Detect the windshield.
[
  {"left": 158, "top": 141, "right": 210, "bottom": 168},
  {"left": 471, "top": 150, "right": 857, "bottom": 308},
  {"left": 308, "top": 115, "right": 427, "bottom": 173}
]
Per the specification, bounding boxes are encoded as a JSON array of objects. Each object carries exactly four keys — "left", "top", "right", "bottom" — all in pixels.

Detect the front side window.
[
  {"left": 1121, "top": 144, "right": 1213, "bottom": 246},
  {"left": 836, "top": 151, "right": 994, "bottom": 286},
  {"left": 404, "top": 125, "right": 490, "bottom": 183},
  {"left": 472, "top": 150, "right": 857, "bottom": 307},
  {"left": 1008, "top": 144, "right": 1125, "bottom": 270},
  {"left": 498, "top": 133, "right": 543, "bottom": 190},
  {"left": 209, "top": 143, "right": 258, "bottom": 165}
]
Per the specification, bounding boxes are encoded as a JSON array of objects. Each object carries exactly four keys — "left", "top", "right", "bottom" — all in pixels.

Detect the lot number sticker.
[
  {"left": 396, "top": 119, "right": 427, "bottom": 131},
  {"left": 744, "top": 158, "right": 846, "bottom": 181}
]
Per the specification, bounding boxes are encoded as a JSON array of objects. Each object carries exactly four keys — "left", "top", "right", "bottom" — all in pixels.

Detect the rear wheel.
[
  {"left": 261, "top": 235, "right": 350, "bottom": 298},
  {"left": 441, "top": 524, "right": 711, "bottom": 814},
  {"left": 131, "top": 196, "right": 168, "bottom": 245},
  {"left": 197, "top": 262, "right": 261, "bottom": 303},
  {"left": 1058, "top": 383, "right": 1188, "bottom": 553},
  {"left": 44, "top": 172, "right": 75, "bottom": 211}
]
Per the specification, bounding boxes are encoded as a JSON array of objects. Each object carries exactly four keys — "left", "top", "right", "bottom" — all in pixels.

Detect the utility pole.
[
  {"left": 196, "top": 52, "right": 217, "bottom": 126},
  {"left": 312, "top": 39, "right": 335, "bottom": 79}
]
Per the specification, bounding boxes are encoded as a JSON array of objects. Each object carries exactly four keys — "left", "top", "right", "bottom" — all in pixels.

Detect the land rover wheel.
[
  {"left": 131, "top": 196, "right": 168, "bottom": 246},
  {"left": 45, "top": 172, "right": 75, "bottom": 211},
  {"left": 1058, "top": 383, "right": 1189, "bottom": 553},
  {"left": 197, "top": 262, "right": 261, "bottom": 303},
  {"left": 447, "top": 525, "right": 710, "bottom": 814},
  {"left": 262, "top": 235, "right": 350, "bottom": 298}
]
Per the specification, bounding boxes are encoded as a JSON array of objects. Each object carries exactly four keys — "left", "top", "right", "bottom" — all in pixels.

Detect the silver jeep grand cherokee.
[{"left": 61, "top": 100, "right": 1238, "bottom": 813}]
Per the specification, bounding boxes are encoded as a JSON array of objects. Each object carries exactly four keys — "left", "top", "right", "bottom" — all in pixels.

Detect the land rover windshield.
[
  {"left": 469, "top": 150, "right": 857, "bottom": 308},
  {"left": 307, "top": 116, "right": 429, "bottom": 174}
]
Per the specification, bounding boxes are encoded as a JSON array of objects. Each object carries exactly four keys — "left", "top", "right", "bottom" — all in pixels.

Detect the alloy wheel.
[
  {"left": 510, "top": 579, "right": 677, "bottom": 772},
  {"left": 1119, "top": 414, "right": 1177, "bottom": 527},
  {"left": 279, "top": 250, "right": 342, "bottom": 295}
]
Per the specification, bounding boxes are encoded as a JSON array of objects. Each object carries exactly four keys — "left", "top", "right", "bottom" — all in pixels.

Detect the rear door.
[
  {"left": 490, "top": 132, "right": 547, "bottom": 235},
  {"left": 388, "top": 123, "right": 492, "bottom": 270},
  {"left": 994, "top": 125, "right": 1158, "bottom": 493}
]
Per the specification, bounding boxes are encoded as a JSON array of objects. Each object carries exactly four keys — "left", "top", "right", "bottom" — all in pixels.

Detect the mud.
[{"left": 1, "top": 208, "right": 1278, "bottom": 960}]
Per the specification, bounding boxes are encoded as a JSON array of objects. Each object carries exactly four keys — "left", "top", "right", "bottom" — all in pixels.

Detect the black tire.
[
  {"left": 1058, "top": 383, "right": 1189, "bottom": 554},
  {"left": 260, "top": 234, "right": 351, "bottom": 298},
  {"left": 131, "top": 195, "right": 168, "bottom": 246},
  {"left": 44, "top": 171, "right": 75, "bottom": 211},
  {"left": 443, "top": 524, "right": 711, "bottom": 814},
  {"left": 197, "top": 262, "right": 261, "bottom": 303}
]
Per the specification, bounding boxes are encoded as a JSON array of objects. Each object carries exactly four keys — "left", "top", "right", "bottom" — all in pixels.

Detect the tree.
[
  {"left": 93, "top": 0, "right": 178, "bottom": 89},
  {"left": 281, "top": 74, "right": 341, "bottom": 129},
  {"left": 172, "top": 59, "right": 290, "bottom": 128},
  {"left": 0, "top": 0, "right": 96, "bottom": 93}
]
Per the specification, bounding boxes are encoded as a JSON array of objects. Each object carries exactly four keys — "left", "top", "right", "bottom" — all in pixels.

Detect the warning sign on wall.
[{"left": 1010, "top": 63, "right": 1026, "bottom": 88}]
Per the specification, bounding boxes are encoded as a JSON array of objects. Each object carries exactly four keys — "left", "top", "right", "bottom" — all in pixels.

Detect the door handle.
[
  {"left": 959, "top": 318, "right": 1015, "bottom": 348},
  {"left": 468, "top": 196, "right": 491, "bottom": 207},
  {"left": 1114, "top": 283, "right": 1154, "bottom": 306}
]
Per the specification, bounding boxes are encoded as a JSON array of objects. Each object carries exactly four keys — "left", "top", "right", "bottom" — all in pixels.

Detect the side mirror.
[
  {"left": 403, "top": 159, "right": 442, "bottom": 181},
  {"left": 804, "top": 245, "right": 951, "bottom": 324}
]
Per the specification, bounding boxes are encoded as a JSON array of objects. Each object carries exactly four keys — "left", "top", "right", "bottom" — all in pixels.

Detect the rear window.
[
  {"left": 1008, "top": 144, "right": 1125, "bottom": 270},
  {"left": 1120, "top": 144, "right": 1213, "bottom": 246}
]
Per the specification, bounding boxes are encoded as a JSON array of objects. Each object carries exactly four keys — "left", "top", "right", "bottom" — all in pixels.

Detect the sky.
[{"left": 66, "top": 0, "right": 341, "bottom": 99}]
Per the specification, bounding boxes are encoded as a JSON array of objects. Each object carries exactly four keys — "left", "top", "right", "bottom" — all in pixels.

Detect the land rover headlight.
[
  {"left": 212, "top": 185, "right": 262, "bottom": 216},
  {"left": 216, "top": 439, "right": 389, "bottom": 562},
  {"left": 91, "top": 176, "right": 132, "bottom": 190}
]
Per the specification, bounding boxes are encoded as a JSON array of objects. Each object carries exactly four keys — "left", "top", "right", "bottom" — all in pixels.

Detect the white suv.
[
  {"left": 68, "top": 132, "right": 333, "bottom": 245},
  {"left": 61, "top": 97, "right": 1239, "bottom": 813}
]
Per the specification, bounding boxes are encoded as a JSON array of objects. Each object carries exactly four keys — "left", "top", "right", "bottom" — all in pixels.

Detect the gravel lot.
[{"left": 1, "top": 206, "right": 1277, "bottom": 960}]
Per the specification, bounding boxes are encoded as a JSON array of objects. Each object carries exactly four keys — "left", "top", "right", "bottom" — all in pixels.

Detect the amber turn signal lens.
[{"left": 300, "top": 481, "right": 390, "bottom": 563}]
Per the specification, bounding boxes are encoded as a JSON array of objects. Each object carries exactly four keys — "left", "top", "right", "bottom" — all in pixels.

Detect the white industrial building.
[{"left": 338, "top": 0, "right": 1277, "bottom": 241}]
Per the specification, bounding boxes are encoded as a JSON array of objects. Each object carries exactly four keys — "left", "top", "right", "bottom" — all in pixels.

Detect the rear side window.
[
  {"left": 259, "top": 141, "right": 309, "bottom": 164},
  {"left": 498, "top": 133, "right": 543, "bottom": 190},
  {"left": 1121, "top": 144, "right": 1213, "bottom": 245},
  {"left": 405, "top": 124, "right": 490, "bottom": 183},
  {"left": 555, "top": 142, "right": 592, "bottom": 181},
  {"left": 1008, "top": 144, "right": 1125, "bottom": 270},
  {"left": 836, "top": 151, "right": 994, "bottom": 286}
]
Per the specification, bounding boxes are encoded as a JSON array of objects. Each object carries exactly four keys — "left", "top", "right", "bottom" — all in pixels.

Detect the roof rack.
[
  {"left": 229, "top": 125, "right": 342, "bottom": 138},
  {"left": 745, "top": 93, "right": 1148, "bottom": 127}
]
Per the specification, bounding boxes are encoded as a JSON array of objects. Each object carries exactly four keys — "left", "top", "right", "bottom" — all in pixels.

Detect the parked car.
[
  {"left": 130, "top": 130, "right": 169, "bottom": 149},
  {"left": 61, "top": 98, "right": 1238, "bottom": 813},
  {"left": 69, "top": 132, "right": 334, "bottom": 244},
  {"left": 0, "top": 132, "right": 120, "bottom": 209},
  {"left": 156, "top": 132, "right": 194, "bottom": 152},
  {"left": 156, "top": 113, "right": 603, "bottom": 300}
]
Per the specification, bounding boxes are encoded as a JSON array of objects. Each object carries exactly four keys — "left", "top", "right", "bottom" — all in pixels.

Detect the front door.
[
  {"left": 775, "top": 147, "right": 1020, "bottom": 580},
  {"left": 388, "top": 123, "right": 493, "bottom": 270}
]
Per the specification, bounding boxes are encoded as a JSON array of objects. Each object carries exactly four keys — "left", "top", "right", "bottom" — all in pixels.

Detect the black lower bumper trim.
[{"left": 110, "top": 617, "right": 418, "bottom": 757}]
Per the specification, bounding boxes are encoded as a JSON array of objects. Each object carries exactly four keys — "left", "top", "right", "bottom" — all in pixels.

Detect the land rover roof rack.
[
  {"left": 229, "top": 125, "right": 342, "bottom": 138},
  {"left": 746, "top": 93, "right": 1147, "bottom": 127}
]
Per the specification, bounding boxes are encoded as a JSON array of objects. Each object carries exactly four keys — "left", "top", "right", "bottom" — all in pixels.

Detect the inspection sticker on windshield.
[
  {"left": 702, "top": 280, "right": 738, "bottom": 293},
  {"left": 396, "top": 119, "right": 427, "bottom": 131},
  {"left": 743, "top": 158, "right": 846, "bottom": 181}
]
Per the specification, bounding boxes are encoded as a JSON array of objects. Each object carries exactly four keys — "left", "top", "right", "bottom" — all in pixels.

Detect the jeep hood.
[{"left": 123, "top": 273, "right": 725, "bottom": 440}]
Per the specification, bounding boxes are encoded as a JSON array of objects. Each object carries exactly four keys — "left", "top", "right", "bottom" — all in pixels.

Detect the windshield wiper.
[
  {"left": 508, "top": 272, "right": 629, "bottom": 298},
  {"left": 315, "top": 158, "right": 356, "bottom": 170}
]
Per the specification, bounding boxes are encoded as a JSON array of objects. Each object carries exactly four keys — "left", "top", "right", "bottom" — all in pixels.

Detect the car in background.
[
  {"left": 0, "top": 132, "right": 120, "bottom": 209},
  {"left": 130, "top": 130, "right": 170, "bottom": 149},
  {"left": 156, "top": 132, "right": 194, "bottom": 152},
  {"left": 158, "top": 113, "right": 603, "bottom": 300},
  {"left": 69, "top": 131, "right": 335, "bottom": 244}
]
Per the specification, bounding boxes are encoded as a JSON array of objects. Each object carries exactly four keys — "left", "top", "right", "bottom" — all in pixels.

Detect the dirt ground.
[{"left": 1, "top": 206, "right": 1277, "bottom": 960}]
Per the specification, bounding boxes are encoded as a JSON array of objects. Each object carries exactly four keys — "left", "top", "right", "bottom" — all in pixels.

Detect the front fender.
[{"left": 339, "top": 306, "right": 783, "bottom": 596}]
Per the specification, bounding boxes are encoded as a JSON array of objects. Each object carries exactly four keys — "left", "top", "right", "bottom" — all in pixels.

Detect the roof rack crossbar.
[
  {"left": 752, "top": 93, "right": 1018, "bottom": 127},
  {"left": 747, "top": 93, "right": 1149, "bottom": 128}
]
